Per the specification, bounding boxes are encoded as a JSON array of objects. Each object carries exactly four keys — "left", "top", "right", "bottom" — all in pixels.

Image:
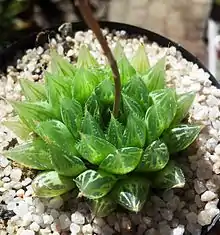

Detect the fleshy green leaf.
[
  {"left": 60, "top": 98, "right": 83, "bottom": 139},
  {"left": 77, "top": 45, "right": 98, "bottom": 68},
  {"left": 10, "top": 101, "right": 53, "bottom": 131},
  {"left": 1, "top": 139, "right": 53, "bottom": 170},
  {"left": 106, "top": 113, "right": 124, "bottom": 148},
  {"left": 162, "top": 124, "right": 202, "bottom": 154},
  {"left": 142, "top": 57, "right": 166, "bottom": 92},
  {"left": 20, "top": 79, "right": 47, "bottom": 102},
  {"left": 45, "top": 72, "right": 72, "bottom": 119},
  {"left": 77, "top": 134, "right": 116, "bottom": 165},
  {"left": 149, "top": 88, "right": 177, "bottom": 129},
  {"left": 113, "top": 42, "right": 136, "bottom": 84},
  {"left": 95, "top": 79, "right": 114, "bottom": 106},
  {"left": 153, "top": 161, "right": 185, "bottom": 190},
  {"left": 85, "top": 93, "right": 102, "bottom": 122},
  {"left": 2, "top": 117, "right": 31, "bottom": 140},
  {"left": 145, "top": 88, "right": 177, "bottom": 144},
  {"left": 123, "top": 76, "right": 149, "bottom": 111},
  {"left": 36, "top": 120, "right": 78, "bottom": 156},
  {"left": 99, "top": 147, "right": 143, "bottom": 175},
  {"left": 75, "top": 170, "right": 117, "bottom": 199},
  {"left": 114, "top": 177, "right": 150, "bottom": 212},
  {"left": 32, "top": 171, "right": 75, "bottom": 197},
  {"left": 122, "top": 93, "right": 144, "bottom": 118},
  {"left": 131, "top": 44, "right": 150, "bottom": 74},
  {"left": 171, "top": 91, "right": 196, "bottom": 126},
  {"left": 49, "top": 148, "right": 86, "bottom": 177},
  {"left": 136, "top": 140, "right": 169, "bottom": 172},
  {"left": 81, "top": 109, "right": 104, "bottom": 138},
  {"left": 123, "top": 114, "right": 146, "bottom": 148},
  {"left": 91, "top": 195, "right": 117, "bottom": 217},
  {"left": 50, "top": 50, "right": 75, "bottom": 77},
  {"left": 72, "top": 68, "right": 100, "bottom": 104}
]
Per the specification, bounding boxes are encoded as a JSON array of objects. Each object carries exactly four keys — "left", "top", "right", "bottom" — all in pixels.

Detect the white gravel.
[{"left": 0, "top": 26, "right": 220, "bottom": 234}]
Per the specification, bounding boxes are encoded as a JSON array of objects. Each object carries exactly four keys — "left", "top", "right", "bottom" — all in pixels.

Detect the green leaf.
[
  {"left": 20, "top": 79, "right": 47, "bottom": 102},
  {"left": 99, "top": 147, "right": 143, "bottom": 175},
  {"left": 114, "top": 177, "right": 150, "bottom": 212},
  {"left": 131, "top": 44, "right": 150, "bottom": 74},
  {"left": 2, "top": 117, "right": 31, "bottom": 140},
  {"left": 85, "top": 93, "right": 102, "bottom": 122},
  {"left": 45, "top": 72, "right": 72, "bottom": 119},
  {"left": 1, "top": 139, "right": 53, "bottom": 170},
  {"left": 32, "top": 171, "right": 75, "bottom": 197},
  {"left": 142, "top": 57, "right": 166, "bottom": 92},
  {"left": 145, "top": 88, "right": 177, "bottom": 144},
  {"left": 113, "top": 42, "right": 124, "bottom": 61},
  {"left": 95, "top": 79, "right": 114, "bottom": 106},
  {"left": 50, "top": 50, "right": 75, "bottom": 77},
  {"left": 106, "top": 113, "right": 124, "bottom": 148},
  {"left": 136, "top": 140, "right": 169, "bottom": 172},
  {"left": 91, "top": 195, "right": 117, "bottom": 217},
  {"left": 77, "top": 45, "right": 98, "bottom": 68},
  {"left": 149, "top": 88, "right": 177, "bottom": 129},
  {"left": 72, "top": 68, "right": 100, "bottom": 104},
  {"left": 60, "top": 98, "right": 83, "bottom": 139},
  {"left": 162, "top": 124, "right": 202, "bottom": 154},
  {"left": 123, "top": 76, "right": 149, "bottom": 111},
  {"left": 10, "top": 101, "right": 54, "bottom": 131},
  {"left": 36, "top": 120, "right": 78, "bottom": 156},
  {"left": 113, "top": 42, "right": 136, "bottom": 84},
  {"left": 122, "top": 93, "right": 144, "bottom": 118},
  {"left": 50, "top": 148, "right": 86, "bottom": 177},
  {"left": 77, "top": 134, "right": 116, "bottom": 165},
  {"left": 153, "top": 161, "right": 185, "bottom": 190},
  {"left": 123, "top": 114, "right": 146, "bottom": 148},
  {"left": 75, "top": 170, "right": 117, "bottom": 199},
  {"left": 171, "top": 91, "right": 196, "bottom": 126},
  {"left": 81, "top": 109, "right": 104, "bottom": 138}
]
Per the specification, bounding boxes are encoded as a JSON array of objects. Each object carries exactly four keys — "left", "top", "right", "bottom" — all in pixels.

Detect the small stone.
[
  {"left": 4, "top": 165, "right": 12, "bottom": 176},
  {"left": 10, "top": 168, "right": 22, "bottom": 181},
  {"left": 194, "top": 179, "right": 206, "bottom": 194},
  {"left": 93, "top": 217, "right": 105, "bottom": 227},
  {"left": 71, "top": 211, "right": 85, "bottom": 225},
  {"left": 0, "top": 155, "right": 9, "bottom": 167},
  {"left": 16, "top": 189, "right": 25, "bottom": 197},
  {"left": 205, "top": 199, "right": 219, "bottom": 210},
  {"left": 160, "top": 209, "right": 173, "bottom": 221},
  {"left": 186, "top": 212, "right": 197, "bottom": 224},
  {"left": 30, "top": 222, "right": 40, "bottom": 232},
  {"left": 162, "top": 190, "right": 174, "bottom": 202},
  {"left": 59, "top": 214, "right": 71, "bottom": 230},
  {"left": 213, "top": 161, "right": 220, "bottom": 174},
  {"left": 50, "top": 209, "right": 59, "bottom": 219},
  {"left": 171, "top": 225, "right": 184, "bottom": 235},
  {"left": 70, "top": 223, "right": 81, "bottom": 234},
  {"left": 143, "top": 216, "right": 153, "bottom": 227},
  {"left": 32, "top": 214, "right": 44, "bottom": 226},
  {"left": 102, "top": 224, "right": 114, "bottom": 235},
  {"left": 20, "top": 230, "right": 35, "bottom": 235},
  {"left": 48, "top": 196, "right": 63, "bottom": 209},
  {"left": 158, "top": 222, "right": 171, "bottom": 235},
  {"left": 144, "top": 228, "right": 158, "bottom": 235},
  {"left": 21, "top": 178, "right": 32, "bottom": 186},
  {"left": 215, "top": 144, "right": 220, "bottom": 155},
  {"left": 82, "top": 224, "right": 93, "bottom": 234},
  {"left": 121, "top": 216, "right": 132, "bottom": 230},
  {"left": 14, "top": 202, "right": 29, "bottom": 217},
  {"left": 201, "top": 191, "right": 217, "bottom": 202},
  {"left": 35, "top": 202, "right": 45, "bottom": 214},
  {"left": 43, "top": 214, "right": 54, "bottom": 224},
  {"left": 206, "top": 95, "right": 219, "bottom": 107},
  {"left": 67, "top": 49, "right": 74, "bottom": 57},
  {"left": 197, "top": 208, "right": 220, "bottom": 226},
  {"left": 22, "top": 213, "right": 33, "bottom": 226}
]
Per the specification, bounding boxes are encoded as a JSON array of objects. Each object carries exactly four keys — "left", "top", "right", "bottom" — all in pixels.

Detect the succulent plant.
[{"left": 2, "top": 42, "right": 202, "bottom": 217}]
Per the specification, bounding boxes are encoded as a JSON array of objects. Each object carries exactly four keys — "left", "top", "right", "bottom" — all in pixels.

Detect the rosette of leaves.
[{"left": 2, "top": 42, "right": 202, "bottom": 217}]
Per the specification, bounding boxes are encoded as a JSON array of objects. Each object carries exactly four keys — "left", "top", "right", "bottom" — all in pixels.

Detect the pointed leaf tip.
[{"left": 77, "top": 45, "right": 98, "bottom": 68}]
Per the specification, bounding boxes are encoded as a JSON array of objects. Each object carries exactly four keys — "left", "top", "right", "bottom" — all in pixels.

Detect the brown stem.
[{"left": 75, "top": 0, "right": 121, "bottom": 117}]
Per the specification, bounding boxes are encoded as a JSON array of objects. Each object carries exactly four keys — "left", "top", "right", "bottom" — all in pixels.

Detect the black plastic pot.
[{"left": 0, "top": 21, "right": 219, "bottom": 235}]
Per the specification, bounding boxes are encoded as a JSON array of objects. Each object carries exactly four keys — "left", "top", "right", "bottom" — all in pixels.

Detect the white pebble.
[
  {"left": 10, "top": 168, "right": 22, "bottom": 181},
  {"left": 16, "top": 189, "right": 25, "bottom": 197},
  {"left": 20, "top": 230, "right": 35, "bottom": 235},
  {"left": 0, "top": 155, "right": 9, "bottom": 167},
  {"left": 197, "top": 208, "right": 220, "bottom": 226},
  {"left": 172, "top": 225, "right": 185, "bottom": 235},
  {"left": 82, "top": 224, "right": 93, "bottom": 234},
  {"left": 43, "top": 214, "right": 54, "bottom": 225},
  {"left": 59, "top": 214, "right": 71, "bottom": 230},
  {"left": 29, "top": 222, "right": 40, "bottom": 232},
  {"left": 35, "top": 202, "right": 45, "bottom": 214},
  {"left": 22, "top": 213, "right": 33, "bottom": 226},
  {"left": 71, "top": 211, "right": 85, "bottom": 225},
  {"left": 4, "top": 165, "right": 12, "bottom": 176},
  {"left": 48, "top": 196, "right": 63, "bottom": 209},
  {"left": 70, "top": 223, "right": 81, "bottom": 234},
  {"left": 201, "top": 191, "right": 217, "bottom": 201},
  {"left": 21, "top": 178, "right": 32, "bottom": 186},
  {"left": 194, "top": 179, "right": 206, "bottom": 194}
]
